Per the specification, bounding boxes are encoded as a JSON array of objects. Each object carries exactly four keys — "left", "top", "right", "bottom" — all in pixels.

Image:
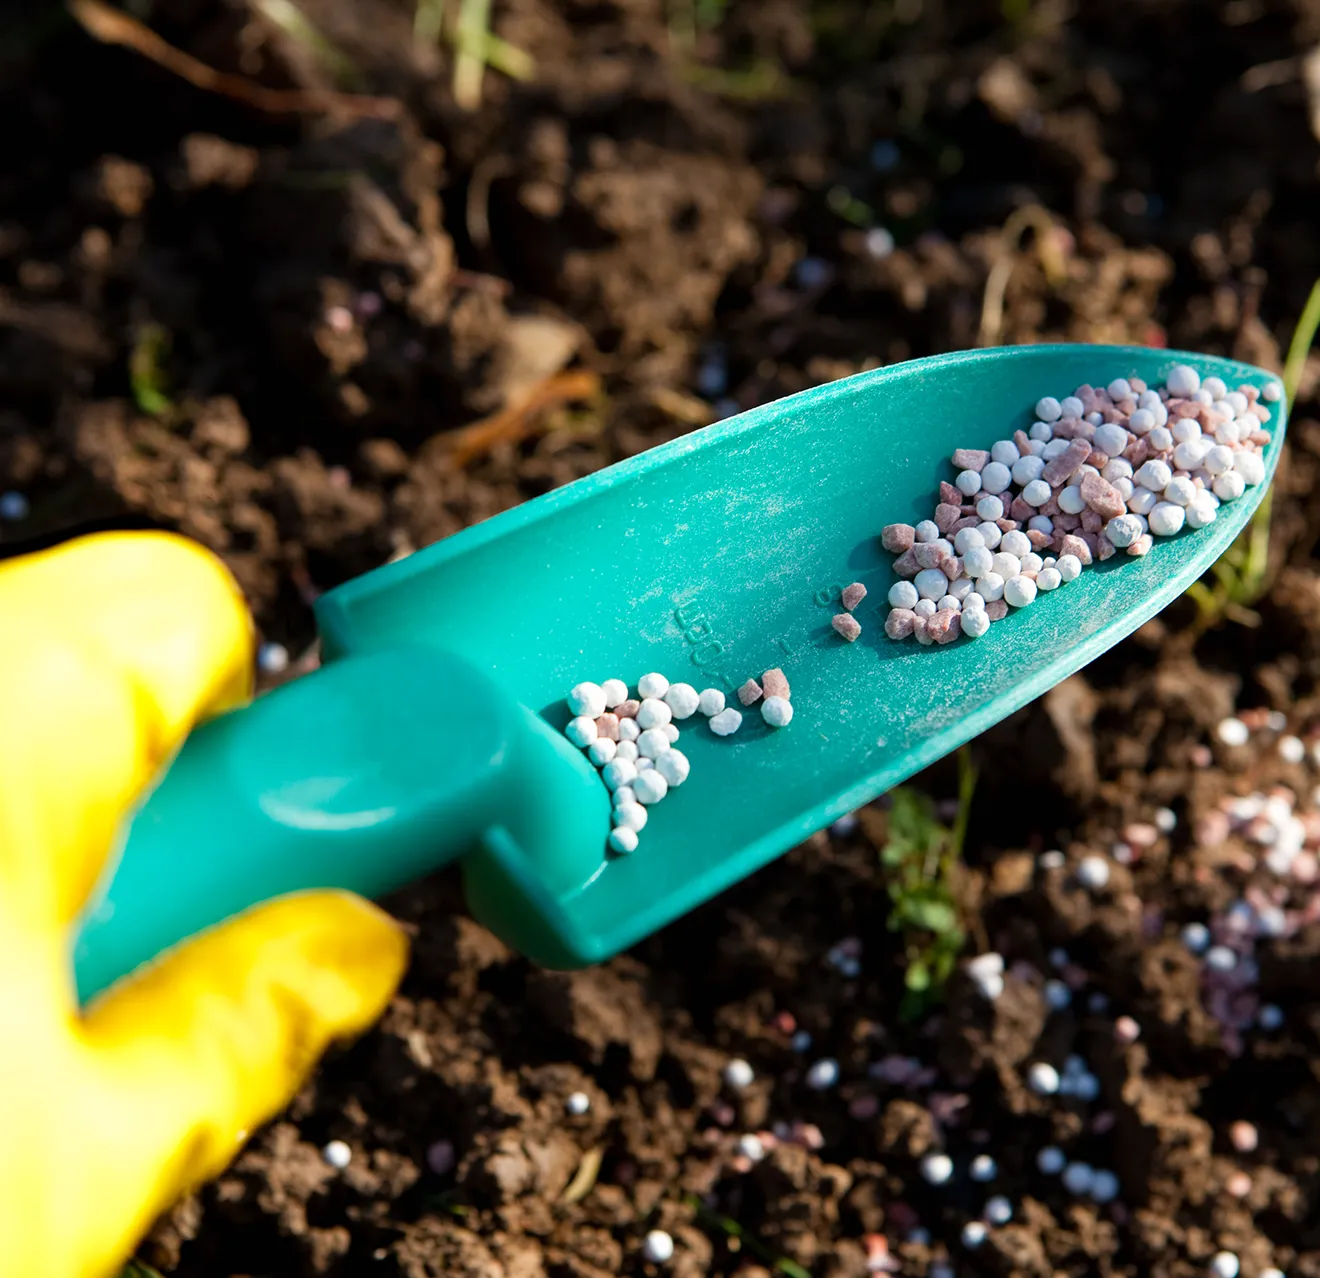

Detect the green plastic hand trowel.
[{"left": 72, "top": 344, "right": 1285, "bottom": 1002}]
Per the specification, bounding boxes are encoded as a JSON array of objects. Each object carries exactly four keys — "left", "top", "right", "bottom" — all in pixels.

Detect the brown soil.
[{"left": 8, "top": 1, "right": 1320, "bottom": 1275}]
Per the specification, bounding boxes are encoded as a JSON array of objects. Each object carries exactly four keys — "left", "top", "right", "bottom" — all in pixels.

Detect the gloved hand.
[{"left": 0, "top": 532, "right": 409, "bottom": 1278}]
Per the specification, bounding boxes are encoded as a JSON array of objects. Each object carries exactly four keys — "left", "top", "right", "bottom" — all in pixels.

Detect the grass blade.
[
  {"left": 415, "top": 0, "right": 446, "bottom": 44},
  {"left": 453, "top": 0, "right": 492, "bottom": 109},
  {"left": 1283, "top": 278, "right": 1320, "bottom": 408},
  {"left": 252, "top": 0, "right": 361, "bottom": 88},
  {"left": 1184, "top": 275, "right": 1320, "bottom": 627}
]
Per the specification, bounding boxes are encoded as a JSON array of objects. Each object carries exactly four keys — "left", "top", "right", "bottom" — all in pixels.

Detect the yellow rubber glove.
[{"left": 0, "top": 532, "right": 409, "bottom": 1278}]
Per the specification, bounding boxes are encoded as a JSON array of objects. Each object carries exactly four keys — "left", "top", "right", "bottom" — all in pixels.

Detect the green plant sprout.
[
  {"left": 251, "top": 0, "right": 362, "bottom": 88},
  {"left": 666, "top": 0, "right": 793, "bottom": 102},
  {"left": 452, "top": 0, "right": 492, "bottom": 108},
  {"left": 129, "top": 323, "right": 172, "bottom": 418},
  {"left": 880, "top": 746, "right": 974, "bottom": 1019},
  {"left": 414, "top": 0, "right": 446, "bottom": 45},
  {"left": 666, "top": 0, "right": 725, "bottom": 53},
  {"left": 686, "top": 1195, "right": 811, "bottom": 1278},
  {"left": 693, "top": 0, "right": 728, "bottom": 28},
  {"left": 415, "top": 0, "right": 533, "bottom": 110},
  {"left": 118, "top": 1262, "right": 165, "bottom": 1278},
  {"left": 826, "top": 184, "right": 875, "bottom": 228},
  {"left": 1184, "top": 275, "right": 1320, "bottom": 630},
  {"left": 421, "top": 1187, "right": 471, "bottom": 1217},
  {"left": 677, "top": 58, "right": 792, "bottom": 101}
]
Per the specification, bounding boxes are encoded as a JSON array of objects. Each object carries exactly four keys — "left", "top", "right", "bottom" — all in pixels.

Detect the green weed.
[
  {"left": 422, "top": 1188, "right": 471, "bottom": 1216},
  {"left": 694, "top": 0, "right": 728, "bottom": 27},
  {"left": 686, "top": 1196, "right": 811, "bottom": 1278},
  {"left": 452, "top": 0, "right": 492, "bottom": 108},
  {"left": 677, "top": 57, "right": 793, "bottom": 101},
  {"left": 880, "top": 746, "right": 974, "bottom": 1019},
  {"left": 667, "top": 0, "right": 793, "bottom": 102},
  {"left": 119, "top": 1263, "right": 165, "bottom": 1278},
  {"left": 129, "top": 323, "right": 172, "bottom": 418},
  {"left": 1184, "top": 275, "right": 1320, "bottom": 629},
  {"left": 826, "top": 184, "right": 875, "bottom": 228},
  {"left": 251, "top": 0, "right": 362, "bottom": 88},
  {"left": 415, "top": 0, "right": 534, "bottom": 109},
  {"left": 667, "top": 0, "right": 725, "bottom": 51},
  {"left": 415, "top": 0, "right": 446, "bottom": 44}
]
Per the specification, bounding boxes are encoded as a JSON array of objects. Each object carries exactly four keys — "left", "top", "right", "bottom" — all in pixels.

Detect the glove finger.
[
  {"left": 77, "top": 890, "right": 407, "bottom": 1265},
  {"left": 0, "top": 533, "right": 251, "bottom": 925}
]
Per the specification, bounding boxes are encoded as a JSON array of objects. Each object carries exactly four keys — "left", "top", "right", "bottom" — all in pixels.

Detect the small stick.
[
  {"left": 68, "top": 0, "right": 401, "bottom": 120},
  {"left": 447, "top": 369, "right": 600, "bottom": 467}
]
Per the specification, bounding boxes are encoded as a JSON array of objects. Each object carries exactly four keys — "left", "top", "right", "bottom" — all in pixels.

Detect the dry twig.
[
  {"left": 447, "top": 369, "right": 600, "bottom": 467},
  {"left": 68, "top": 0, "right": 401, "bottom": 120},
  {"left": 978, "top": 204, "right": 1068, "bottom": 347}
]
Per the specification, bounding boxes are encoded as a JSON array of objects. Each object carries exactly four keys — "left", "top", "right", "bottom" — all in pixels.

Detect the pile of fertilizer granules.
[
  {"left": 867, "top": 365, "right": 1278, "bottom": 645},
  {"left": 563, "top": 669, "right": 794, "bottom": 855}
]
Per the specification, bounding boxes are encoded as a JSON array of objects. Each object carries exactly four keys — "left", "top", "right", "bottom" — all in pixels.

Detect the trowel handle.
[{"left": 72, "top": 646, "right": 609, "bottom": 1004}]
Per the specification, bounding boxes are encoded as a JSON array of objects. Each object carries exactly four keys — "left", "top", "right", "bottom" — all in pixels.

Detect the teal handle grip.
[{"left": 72, "top": 646, "right": 610, "bottom": 1003}]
